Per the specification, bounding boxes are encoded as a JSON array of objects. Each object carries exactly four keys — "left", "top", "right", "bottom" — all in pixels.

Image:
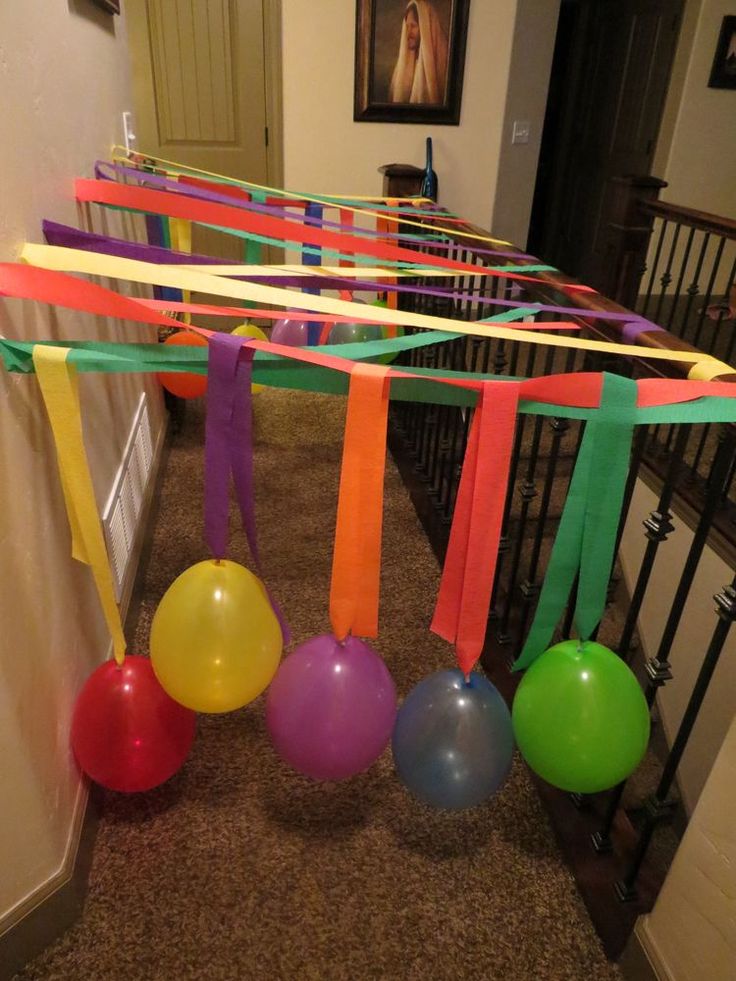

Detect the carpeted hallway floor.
[{"left": 15, "top": 390, "right": 621, "bottom": 981}]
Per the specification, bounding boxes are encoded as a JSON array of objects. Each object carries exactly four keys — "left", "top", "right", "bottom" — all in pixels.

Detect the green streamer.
[
  {"left": 245, "top": 190, "right": 265, "bottom": 267},
  {"left": 513, "top": 374, "right": 638, "bottom": 670},
  {"left": 575, "top": 374, "right": 637, "bottom": 639},
  {"left": 3, "top": 338, "right": 736, "bottom": 425},
  {"left": 513, "top": 425, "right": 594, "bottom": 670}
]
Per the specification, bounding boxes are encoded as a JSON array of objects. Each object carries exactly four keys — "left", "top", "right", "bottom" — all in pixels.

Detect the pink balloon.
[
  {"left": 271, "top": 318, "right": 310, "bottom": 346},
  {"left": 71, "top": 656, "right": 196, "bottom": 792},
  {"left": 266, "top": 634, "right": 397, "bottom": 781}
]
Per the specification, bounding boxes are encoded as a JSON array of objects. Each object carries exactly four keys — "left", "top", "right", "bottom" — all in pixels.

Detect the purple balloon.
[
  {"left": 271, "top": 317, "right": 310, "bottom": 346},
  {"left": 266, "top": 634, "right": 397, "bottom": 781}
]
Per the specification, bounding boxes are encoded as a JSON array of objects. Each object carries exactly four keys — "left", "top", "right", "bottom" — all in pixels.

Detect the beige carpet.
[{"left": 15, "top": 390, "right": 621, "bottom": 981}]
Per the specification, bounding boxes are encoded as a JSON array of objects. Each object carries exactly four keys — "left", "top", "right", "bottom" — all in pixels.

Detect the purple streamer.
[
  {"left": 205, "top": 333, "right": 289, "bottom": 642},
  {"left": 42, "top": 217, "right": 664, "bottom": 330},
  {"left": 43, "top": 218, "right": 662, "bottom": 332},
  {"left": 621, "top": 320, "right": 666, "bottom": 343},
  {"left": 96, "top": 160, "right": 532, "bottom": 260},
  {"left": 43, "top": 220, "right": 228, "bottom": 267}
]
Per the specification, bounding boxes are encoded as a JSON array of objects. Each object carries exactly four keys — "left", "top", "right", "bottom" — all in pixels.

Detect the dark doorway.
[{"left": 527, "top": 0, "right": 684, "bottom": 290}]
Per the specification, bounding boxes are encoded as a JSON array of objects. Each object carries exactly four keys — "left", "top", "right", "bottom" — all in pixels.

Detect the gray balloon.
[{"left": 392, "top": 669, "right": 514, "bottom": 810}]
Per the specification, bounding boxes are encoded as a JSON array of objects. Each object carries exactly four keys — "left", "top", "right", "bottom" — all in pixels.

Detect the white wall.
[
  {"left": 636, "top": 710, "right": 736, "bottom": 980},
  {"left": 491, "top": 0, "right": 560, "bottom": 249},
  {"left": 619, "top": 481, "right": 736, "bottom": 813},
  {"left": 0, "top": 0, "right": 164, "bottom": 938},
  {"left": 655, "top": 0, "right": 736, "bottom": 218},
  {"left": 281, "top": 0, "right": 520, "bottom": 232}
]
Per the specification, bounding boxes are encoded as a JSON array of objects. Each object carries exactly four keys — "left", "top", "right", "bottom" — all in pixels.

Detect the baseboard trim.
[
  {"left": 619, "top": 918, "right": 672, "bottom": 981},
  {"left": 0, "top": 783, "right": 98, "bottom": 981},
  {"left": 0, "top": 406, "right": 169, "bottom": 980}
]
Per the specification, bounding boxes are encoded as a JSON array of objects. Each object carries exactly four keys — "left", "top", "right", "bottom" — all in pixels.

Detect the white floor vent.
[{"left": 102, "top": 395, "right": 154, "bottom": 599}]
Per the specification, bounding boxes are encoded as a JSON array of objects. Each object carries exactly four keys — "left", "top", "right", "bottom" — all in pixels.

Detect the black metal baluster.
[
  {"left": 677, "top": 231, "right": 710, "bottom": 345},
  {"left": 615, "top": 570, "right": 736, "bottom": 900},
  {"left": 592, "top": 425, "right": 735, "bottom": 854},
  {"left": 617, "top": 425, "right": 690, "bottom": 661},
  {"left": 640, "top": 219, "right": 668, "bottom": 319},
  {"left": 665, "top": 226, "right": 696, "bottom": 336},
  {"left": 497, "top": 413, "right": 542, "bottom": 645},
  {"left": 691, "top": 237, "right": 727, "bottom": 351},
  {"left": 428, "top": 337, "right": 465, "bottom": 501},
  {"left": 516, "top": 415, "right": 573, "bottom": 646},
  {"left": 689, "top": 422, "right": 713, "bottom": 481},
  {"left": 490, "top": 413, "right": 525, "bottom": 629},
  {"left": 653, "top": 223, "right": 682, "bottom": 326}
]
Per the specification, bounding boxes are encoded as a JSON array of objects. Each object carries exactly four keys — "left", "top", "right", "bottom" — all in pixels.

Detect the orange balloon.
[{"left": 158, "top": 331, "right": 209, "bottom": 399}]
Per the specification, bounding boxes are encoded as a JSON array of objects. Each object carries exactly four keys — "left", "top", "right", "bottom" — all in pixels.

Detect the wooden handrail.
[
  {"left": 431, "top": 213, "right": 736, "bottom": 384},
  {"left": 639, "top": 199, "right": 736, "bottom": 240}
]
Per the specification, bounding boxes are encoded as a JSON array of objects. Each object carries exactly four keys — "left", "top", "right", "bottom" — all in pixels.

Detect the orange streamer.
[{"left": 330, "top": 363, "right": 391, "bottom": 640}]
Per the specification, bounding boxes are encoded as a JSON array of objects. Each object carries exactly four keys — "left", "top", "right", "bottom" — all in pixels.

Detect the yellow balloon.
[
  {"left": 232, "top": 322, "right": 268, "bottom": 392},
  {"left": 150, "top": 560, "right": 282, "bottom": 713}
]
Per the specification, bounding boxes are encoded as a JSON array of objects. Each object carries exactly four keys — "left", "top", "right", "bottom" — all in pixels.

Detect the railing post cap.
[{"left": 611, "top": 175, "right": 668, "bottom": 189}]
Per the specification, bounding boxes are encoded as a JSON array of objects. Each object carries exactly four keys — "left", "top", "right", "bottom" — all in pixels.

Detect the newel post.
[
  {"left": 604, "top": 175, "right": 668, "bottom": 310},
  {"left": 378, "top": 163, "right": 428, "bottom": 200}
]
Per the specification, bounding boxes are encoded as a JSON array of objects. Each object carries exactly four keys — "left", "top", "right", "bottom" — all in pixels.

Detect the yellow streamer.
[
  {"left": 112, "top": 147, "right": 513, "bottom": 247},
  {"left": 32, "top": 345, "right": 126, "bottom": 665},
  {"left": 22, "top": 243, "right": 724, "bottom": 373},
  {"left": 688, "top": 360, "right": 732, "bottom": 381},
  {"left": 177, "top": 264, "right": 461, "bottom": 279},
  {"left": 169, "top": 216, "right": 193, "bottom": 322}
]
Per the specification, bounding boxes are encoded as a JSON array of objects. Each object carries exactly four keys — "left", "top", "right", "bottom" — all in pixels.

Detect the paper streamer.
[
  {"left": 76, "top": 177, "right": 571, "bottom": 283},
  {"left": 245, "top": 189, "right": 265, "bottom": 265},
  {"left": 32, "top": 346, "right": 126, "bottom": 665},
  {"left": 621, "top": 321, "right": 666, "bottom": 343},
  {"left": 113, "top": 148, "right": 517, "bottom": 247},
  {"left": 330, "top": 363, "right": 391, "bottom": 640},
  {"left": 204, "top": 333, "right": 288, "bottom": 643},
  {"left": 39, "top": 221, "right": 668, "bottom": 327},
  {"left": 6, "top": 326, "right": 736, "bottom": 421},
  {"left": 21, "top": 244, "right": 732, "bottom": 374},
  {"left": 514, "top": 373, "right": 638, "bottom": 669},
  {"left": 431, "top": 381, "right": 520, "bottom": 675},
  {"left": 688, "top": 360, "right": 732, "bottom": 381},
  {"left": 75, "top": 179, "right": 499, "bottom": 277},
  {"left": 0, "top": 262, "right": 187, "bottom": 331}
]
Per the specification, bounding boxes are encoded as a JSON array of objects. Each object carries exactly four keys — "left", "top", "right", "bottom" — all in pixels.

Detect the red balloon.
[
  {"left": 157, "top": 331, "right": 208, "bottom": 399},
  {"left": 71, "top": 656, "right": 196, "bottom": 792}
]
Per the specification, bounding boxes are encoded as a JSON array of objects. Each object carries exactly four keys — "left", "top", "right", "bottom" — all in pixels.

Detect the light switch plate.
[
  {"left": 122, "top": 111, "right": 136, "bottom": 152},
  {"left": 512, "top": 120, "right": 531, "bottom": 145}
]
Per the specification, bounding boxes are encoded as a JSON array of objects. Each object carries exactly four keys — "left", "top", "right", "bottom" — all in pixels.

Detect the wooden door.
[
  {"left": 529, "top": 0, "right": 684, "bottom": 290},
  {"left": 126, "top": 0, "right": 276, "bottom": 260}
]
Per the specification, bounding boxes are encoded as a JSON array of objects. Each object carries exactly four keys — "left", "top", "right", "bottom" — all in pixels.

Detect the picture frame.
[
  {"left": 354, "top": 0, "right": 470, "bottom": 125},
  {"left": 92, "top": 0, "right": 121, "bottom": 13},
  {"left": 708, "top": 15, "right": 736, "bottom": 90}
]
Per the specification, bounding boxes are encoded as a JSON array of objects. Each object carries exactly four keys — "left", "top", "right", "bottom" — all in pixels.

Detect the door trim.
[{"left": 263, "top": 0, "right": 284, "bottom": 190}]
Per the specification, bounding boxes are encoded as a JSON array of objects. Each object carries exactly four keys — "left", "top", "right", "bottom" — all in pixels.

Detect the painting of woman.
[
  {"left": 388, "top": 1, "right": 449, "bottom": 105},
  {"left": 354, "top": 0, "right": 469, "bottom": 124}
]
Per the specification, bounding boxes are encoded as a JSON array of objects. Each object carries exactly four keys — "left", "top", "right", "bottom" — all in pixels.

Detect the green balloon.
[
  {"left": 512, "top": 640, "right": 650, "bottom": 793},
  {"left": 371, "top": 298, "right": 405, "bottom": 365}
]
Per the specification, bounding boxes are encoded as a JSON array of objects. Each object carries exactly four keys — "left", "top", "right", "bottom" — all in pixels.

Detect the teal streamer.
[
  {"left": 513, "top": 423, "right": 594, "bottom": 670},
  {"left": 513, "top": 373, "right": 638, "bottom": 669},
  {"left": 574, "top": 375, "right": 638, "bottom": 639}
]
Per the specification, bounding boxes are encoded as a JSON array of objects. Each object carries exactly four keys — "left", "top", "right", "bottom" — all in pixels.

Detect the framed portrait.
[
  {"left": 92, "top": 0, "right": 121, "bottom": 12},
  {"left": 354, "top": 0, "right": 470, "bottom": 124},
  {"left": 708, "top": 16, "right": 736, "bottom": 89}
]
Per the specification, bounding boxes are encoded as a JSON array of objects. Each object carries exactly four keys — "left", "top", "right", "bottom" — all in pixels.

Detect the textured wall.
[
  {"left": 281, "top": 0, "right": 519, "bottom": 231},
  {"left": 637, "top": 712, "right": 736, "bottom": 979},
  {"left": 655, "top": 0, "right": 736, "bottom": 217},
  {"left": 0, "top": 0, "right": 164, "bottom": 929},
  {"left": 491, "top": 0, "right": 560, "bottom": 249}
]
